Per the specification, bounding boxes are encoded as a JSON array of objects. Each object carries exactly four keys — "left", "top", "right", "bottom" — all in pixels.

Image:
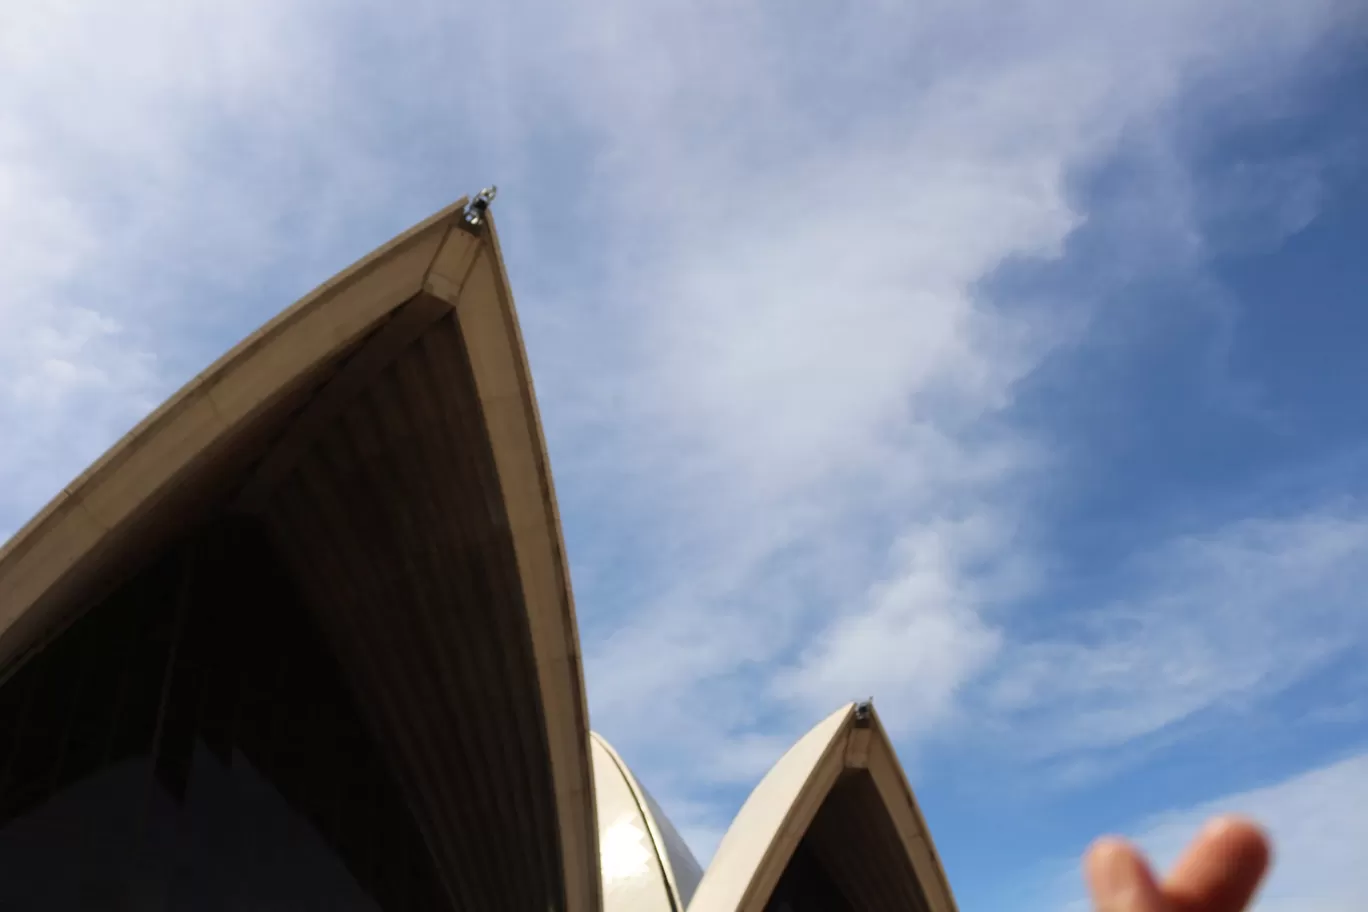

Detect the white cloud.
[
  {"left": 772, "top": 516, "right": 1011, "bottom": 737},
  {"left": 0, "top": 1, "right": 345, "bottom": 525},
  {"left": 570, "top": 0, "right": 1363, "bottom": 776}
]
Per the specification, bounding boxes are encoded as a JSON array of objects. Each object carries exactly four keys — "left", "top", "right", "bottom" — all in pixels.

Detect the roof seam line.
[{"left": 593, "top": 735, "right": 685, "bottom": 912}]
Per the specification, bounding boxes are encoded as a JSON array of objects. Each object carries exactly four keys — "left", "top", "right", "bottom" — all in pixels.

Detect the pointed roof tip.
[{"left": 688, "top": 702, "right": 959, "bottom": 912}]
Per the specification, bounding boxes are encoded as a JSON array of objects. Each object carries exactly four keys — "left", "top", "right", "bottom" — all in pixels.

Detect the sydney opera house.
[{"left": 0, "top": 196, "right": 959, "bottom": 910}]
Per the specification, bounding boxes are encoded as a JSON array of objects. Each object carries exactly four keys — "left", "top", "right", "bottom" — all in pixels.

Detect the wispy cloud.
[
  {"left": 0, "top": 1, "right": 353, "bottom": 525},
  {"left": 562, "top": 0, "right": 1364, "bottom": 796},
  {"left": 980, "top": 509, "right": 1368, "bottom": 763}
]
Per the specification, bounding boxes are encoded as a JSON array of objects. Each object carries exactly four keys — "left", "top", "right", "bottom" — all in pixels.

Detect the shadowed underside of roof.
[
  {"left": 689, "top": 703, "right": 959, "bottom": 912},
  {"left": 591, "top": 733, "right": 704, "bottom": 912},
  {"left": 0, "top": 201, "right": 600, "bottom": 912}
]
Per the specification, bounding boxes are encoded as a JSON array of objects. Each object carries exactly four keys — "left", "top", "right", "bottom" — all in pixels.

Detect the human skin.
[{"left": 1084, "top": 817, "right": 1272, "bottom": 912}]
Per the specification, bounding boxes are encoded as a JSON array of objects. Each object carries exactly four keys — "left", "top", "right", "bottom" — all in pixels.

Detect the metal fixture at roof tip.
[
  {"left": 854, "top": 699, "right": 873, "bottom": 725},
  {"left": 463, "top": 186, "right": 498, "bottom": 226}
]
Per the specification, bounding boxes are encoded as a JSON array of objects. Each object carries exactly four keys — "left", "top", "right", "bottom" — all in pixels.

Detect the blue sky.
[{"left": 2, "top": 2, "right": 1367, "bottom": 909}]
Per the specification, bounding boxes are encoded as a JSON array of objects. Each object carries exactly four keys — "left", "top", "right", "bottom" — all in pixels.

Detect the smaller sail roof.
[{"left": 689, "top": 702, "right": 958, "bottom": 912}]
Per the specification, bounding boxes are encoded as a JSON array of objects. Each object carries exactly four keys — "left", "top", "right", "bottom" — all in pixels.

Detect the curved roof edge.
[
  {"left": 689, "top": 702, "right": 958, "bottom": 912},
  {"left": 457, "top": 211, "right": 601, "bottom": 912},
  {"left": 591, "top": 733, "right": 703, "bottom": 912}
]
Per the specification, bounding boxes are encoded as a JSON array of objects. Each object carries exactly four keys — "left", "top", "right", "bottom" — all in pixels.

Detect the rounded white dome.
[{"left": 591, "top": 733, "right": 704, "bottom": 912}]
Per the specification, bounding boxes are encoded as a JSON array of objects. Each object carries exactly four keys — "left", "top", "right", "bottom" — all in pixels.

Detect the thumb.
[{"left": 1086, "top": 838, "right": 1168, "bottom": 912}]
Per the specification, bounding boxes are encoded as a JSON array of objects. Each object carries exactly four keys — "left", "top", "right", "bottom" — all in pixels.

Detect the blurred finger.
[
  {"left": 1086, "top": 837, "right": 1167, "bottom": 912},
  {"left": 1164, "top": 816, "right": 1271, "bottom": 912}
]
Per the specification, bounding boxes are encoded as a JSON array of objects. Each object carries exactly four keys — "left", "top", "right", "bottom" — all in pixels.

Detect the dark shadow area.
[{"left": 0, "top": 517, "right": 444, "bottom": 911}]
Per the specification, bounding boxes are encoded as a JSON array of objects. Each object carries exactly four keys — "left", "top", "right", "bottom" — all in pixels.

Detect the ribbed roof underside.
[
  {"left": 767, "top": 771, "right": 931, "bottom": 912},
  {"left": 264, "top": 304, "right": 563, "bottom": 909}
]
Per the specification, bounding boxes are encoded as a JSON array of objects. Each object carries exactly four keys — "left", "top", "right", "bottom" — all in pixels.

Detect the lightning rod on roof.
[{"left": 463, "top": 186, "right": 498, "bottom": 226}]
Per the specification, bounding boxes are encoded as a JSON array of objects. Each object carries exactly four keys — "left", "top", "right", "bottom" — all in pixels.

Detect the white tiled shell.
[{"left": 591, "top": 733, "right": 704, "bottom": 912}]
